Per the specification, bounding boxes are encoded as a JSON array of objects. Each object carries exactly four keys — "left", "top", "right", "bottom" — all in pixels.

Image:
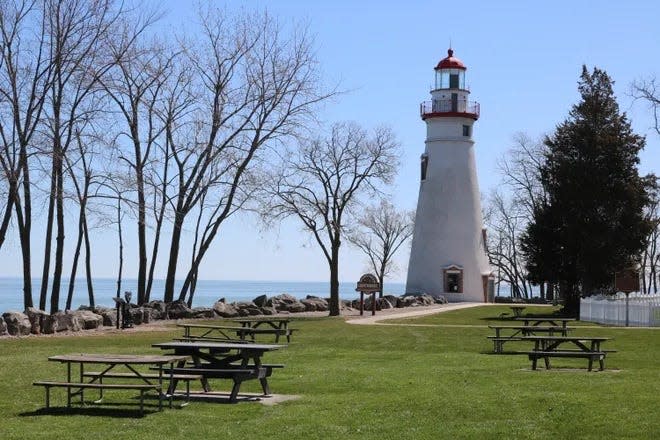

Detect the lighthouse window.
[
  {"left": 449, "top": 73, "right": 459, "bottom": 89},
  {"left": 420, "top": 154, "right": 428, "bottom": 181},
  {"left": 462, "top": 125, "right": 471, "bottom": 137}
]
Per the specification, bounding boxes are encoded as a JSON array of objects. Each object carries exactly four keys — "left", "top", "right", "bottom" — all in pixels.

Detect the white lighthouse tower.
[{"left": 405, "top": 49, "right": 492, "bottom": 302}]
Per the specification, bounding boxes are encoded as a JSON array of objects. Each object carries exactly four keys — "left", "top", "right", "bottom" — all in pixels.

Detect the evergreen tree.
[{"left": 521, "top": 66, "right": 653, "bottom": 315}]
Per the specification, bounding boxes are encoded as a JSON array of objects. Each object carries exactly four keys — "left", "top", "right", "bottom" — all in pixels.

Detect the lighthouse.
[{"left": 405, "top": 49, "right": 492, "bottom": 302}]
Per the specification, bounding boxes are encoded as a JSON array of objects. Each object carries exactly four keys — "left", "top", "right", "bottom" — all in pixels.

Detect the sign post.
[
  {"left": 355, "top": 274, "right": 381, "bottom": 316},
  {"left": 614, "top": 268, "right": 640, "bottom": 327}
]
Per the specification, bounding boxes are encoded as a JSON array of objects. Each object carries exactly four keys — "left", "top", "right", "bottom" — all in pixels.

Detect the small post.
[
  {"left": 625, "top": 292, "right": 630, "bottom": 327},
  {"left": 359, "top": 292, "right": 365, "bottom": 316},
  {"left": 371, "top": 292, "right": 376, "bottom": 316}
]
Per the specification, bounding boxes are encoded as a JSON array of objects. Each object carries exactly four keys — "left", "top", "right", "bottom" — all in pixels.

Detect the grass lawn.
[{"left": 1, "top": 305, "right": 659, "bottom": 439}]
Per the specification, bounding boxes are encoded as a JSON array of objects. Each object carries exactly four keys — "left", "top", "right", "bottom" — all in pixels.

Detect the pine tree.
[{"left": 521, "top": 66, "right": 653, "bottom": 315}]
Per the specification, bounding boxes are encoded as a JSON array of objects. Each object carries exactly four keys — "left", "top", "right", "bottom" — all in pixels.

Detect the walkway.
[{"left": 346, "top": 302, "right": 487, "bottom": 325}]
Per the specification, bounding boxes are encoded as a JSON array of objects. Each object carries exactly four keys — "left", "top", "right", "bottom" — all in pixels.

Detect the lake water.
[{"left": 0, "top": 277, "right": 406, "bottom": 312}]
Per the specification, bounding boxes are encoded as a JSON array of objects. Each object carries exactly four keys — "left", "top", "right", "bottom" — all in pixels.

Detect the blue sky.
[{"left": 1, "top": 0, "right": 659, "bottom": 285}]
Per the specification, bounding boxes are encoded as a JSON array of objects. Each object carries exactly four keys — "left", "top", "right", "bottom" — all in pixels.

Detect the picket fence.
[{"left": 580, "top": 293, "right": 660, "bottom": 327}]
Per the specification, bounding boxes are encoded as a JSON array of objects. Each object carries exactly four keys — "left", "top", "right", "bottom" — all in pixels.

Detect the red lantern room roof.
[{"left": 435, "top": 48, "right": 466, "bottom": 71}]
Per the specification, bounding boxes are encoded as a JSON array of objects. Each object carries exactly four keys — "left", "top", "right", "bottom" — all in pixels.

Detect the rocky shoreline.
[{"left": 0, "top": 293, "right": 447, "bottom": 337}]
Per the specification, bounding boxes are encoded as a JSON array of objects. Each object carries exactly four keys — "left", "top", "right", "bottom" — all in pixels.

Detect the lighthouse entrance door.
[{"left": 451, "top": 93, "right": 458, "bottom": 112}]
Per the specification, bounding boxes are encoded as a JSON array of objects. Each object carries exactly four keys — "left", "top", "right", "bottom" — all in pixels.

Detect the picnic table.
[
  {"left": 179, "top": 322, "right": 297, "bottom": 343},
  {"left": 487, "top": 325, "right": 573, "bottom": 353},
  {"left": 231, "top": 318, "right": 297, "bottom": 342},
  {"left": 152, "top": 340, "right": 284, "bottom": 402},
  {"left": 33, "top": 353, "right": 190, "bottom": 414},
  {"left": 523, "top": 336, "right": 613, "bottom": 371},
  {"left": 508, "top": 305, "right": 526, "bottom": 317}
]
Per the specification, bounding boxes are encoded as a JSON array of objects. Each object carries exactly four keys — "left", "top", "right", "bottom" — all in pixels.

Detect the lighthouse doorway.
[{"left": 443, "top": 266, "right": 463, "bottom": 293}]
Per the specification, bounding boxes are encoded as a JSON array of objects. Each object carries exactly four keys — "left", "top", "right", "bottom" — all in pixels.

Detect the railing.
[
  {"left": 420, "top": 99, "right": 480, "bottom": 120},
  {"left": 580, "top": 293, "right": 660, "bottom": 326}
]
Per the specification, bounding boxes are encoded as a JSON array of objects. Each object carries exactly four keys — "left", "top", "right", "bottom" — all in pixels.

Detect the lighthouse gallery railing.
[{"left": 420, "top": 99, "right": 480, "bottom": 119}]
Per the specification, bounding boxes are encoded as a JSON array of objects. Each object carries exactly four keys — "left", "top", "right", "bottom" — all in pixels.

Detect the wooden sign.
[
  {"left": 615, "top": 268, "right": 640, "bottom": 293},
  {"left": 356, "top": 273, "right": 380, "bottom": 293}
]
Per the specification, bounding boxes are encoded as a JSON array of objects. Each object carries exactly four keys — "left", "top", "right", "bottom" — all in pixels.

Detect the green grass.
[{"left": 1, "top": 306, "right": 659, "bottom": 439}]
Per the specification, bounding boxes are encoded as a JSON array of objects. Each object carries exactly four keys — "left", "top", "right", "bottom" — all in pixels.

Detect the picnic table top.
[
  {"left": 152, "top": 341, "right": 284, "bottom": 351},
  {"left": 232, "top": 317, "right": 291, "bottom": 322},
  {"left": 513, "top": 317, "right": 576, "bottom": 322},
  {"left": 509, "top": 305, "right": 527, "bottom": 309},
  {"left": 48, "top": 353, "right": 190, "bottom": 364},
  {"left": 521, "top": 335, "right": 611, "bottom": 342},
  {"left": 177, "top": 323, "right": 242, "bottom": 330},
  {"left": 488, "top": 325, "right": 573, "bottom": 330}
]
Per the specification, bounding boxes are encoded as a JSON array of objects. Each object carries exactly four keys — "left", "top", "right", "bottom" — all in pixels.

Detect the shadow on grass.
[
  {"left": 19, "top": 404, "right": 154, "bottom": 418},
  {"left": 480, "top": 308, "right": 573, "bottom": 323}
]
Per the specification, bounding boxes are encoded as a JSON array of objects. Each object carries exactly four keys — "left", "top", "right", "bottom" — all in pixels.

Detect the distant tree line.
[
  {"left": 485, "top": 66, "right": 660, "bottom": 315},
  {"left": 0, "top": 0, "right": 408, "bottom": 316}
]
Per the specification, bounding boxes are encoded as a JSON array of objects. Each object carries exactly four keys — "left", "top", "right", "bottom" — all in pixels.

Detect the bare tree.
[
  {"left": 347, "top": 199, "right": 414, "bottom": 298},
  {"left": 100, "top": 36, "right": 175, "bottom": 305},
  {"left": 0, "top": 0, "right": 52, "bottom": 309},
  {"left": 160, "top": 8, "right": 333, "bottom": 304},
  {"left": 484, "top": 190, "right": 534, "bottom": 299},
  {"left": 631, "top": 77, "right": 660, "bottom": 137},
  {"left": 265, "top": 122, "right": 399, "bottom": 316}
]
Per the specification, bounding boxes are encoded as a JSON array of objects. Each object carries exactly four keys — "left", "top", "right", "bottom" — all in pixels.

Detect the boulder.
[
  {"left": 43, "top": 311, "right": 82, "bottom": 334},
  {"left": 2, "top": 311, "right": 31, "bottom": 336},
  {"left": 167, "top": 300, "right": 194, "bottom": 319},
  {"left": 301, "top": 296, "right": 329, "bottom": 312},
  {"left": 99, "top": 309, "right": 118, "bottom": 327},
  {"left": 193, "top": 308, "right": 215, "bottom": 319},
  {"left": 145, "top": 301, "right": 167, "bottom": 320},
  {"left": 0, "top": 319, "right": 6, "bottom": 336},
  {"left": 128, "top": 307, "right": 145, "bottom": 325},
  {"left": 212, "top": 300, "right": 239, "bottom": 318},
  {"left": 253, "top": 295, "right": 268, "bottom": 308},
  {"left": 382, "top": 295, "right": 401, "bottom": 308},
  {"left": 268, "top": 294, "right": 306, "bottom": 313},
  {"left": 69, "top": 310, "right": 103, "bottom": 330},
  {"left": 234, "top": 301, "right": 261, "bottom": 316},
  {"left": 25, "top": 307, "right": 49, "bottom": 334}
]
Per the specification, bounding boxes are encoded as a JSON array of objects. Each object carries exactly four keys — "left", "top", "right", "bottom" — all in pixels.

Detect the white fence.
[{"left": 580, "top": 293, "right": 660, "bottom": 327}]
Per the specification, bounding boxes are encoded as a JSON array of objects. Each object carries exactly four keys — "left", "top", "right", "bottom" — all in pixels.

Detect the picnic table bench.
[
  {"left": 487, "top": 325, "right": 573, "bottom": 353},
  {"left": 523, "top": 336, "right": 614, "bottom": 371},
  {"left": 152, "top": 341, "right": 284, "bottom": 402},
  {"left": 33, "top": 353, "right": 190, "bottom": 414}
]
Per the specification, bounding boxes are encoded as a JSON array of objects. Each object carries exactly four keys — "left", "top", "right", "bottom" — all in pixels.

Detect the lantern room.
[{"left": 433, "top": 49, "right": 467, "bottom": 90}]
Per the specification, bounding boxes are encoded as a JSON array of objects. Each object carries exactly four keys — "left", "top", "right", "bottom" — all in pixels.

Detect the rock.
[
  {"left": 301, "top": 297, "right": 328, "bottom": 312},
  {"left": 145, "top": 301, "right": 167, "bottom": 320},
  {"left": 268, "top": 294, "right": 306, "bottom": 313},
  {"left": 2, "top": 311, "right": 31, "bottom": 336},
  {"left": 167, "top": 300, "right": 194, "bottom": 319},
  {"left": 43, "top": 311, "right": 82, "bottom": 334},
  {"left": 260, "top": 307, "right": 275, "bottom": 315},
  {"left": 377, "top": 297, "right": 395, "bottom": 310},
  {"left": 99, "top": 309, "right": 118, "bottom": 327},
  {"left": 193, "top": 308, "right": 215, "bottom": 319},
  {"left": 212, "top": 301, "right": 239, "bottom": 318},
  {"left": 69, "top": 310, "right": 103, "bottom": 330},
  {"left": 25, "top": 307, "right": 49, "bottom": 334},
  {"left": 253, "top": 295, "right": 268, "bottom": 308},
  {"left": 383, "top": 295, "right": 400, "bottom": 308},
  {"left": 0, "top": 319, "right": 6, "bottom": 336},
  {"left": 129, "top": 307, "right": 145, "bottom": 325}
]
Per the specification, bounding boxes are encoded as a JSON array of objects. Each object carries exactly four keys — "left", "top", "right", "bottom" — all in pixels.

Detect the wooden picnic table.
[
  {"left": 522, "top": 336, "right": 613, "bottom": 371},
  {"left": 152, "top": 341, "right": 284, "bottom": 402},
  {"left": 487, "top": 325, "right": 573, "bottom": 353},
  {"left": 508, "top": 305, "right": 526, "bottom": 317},
  {"left": 34, "top": 353, "right": 190, "bottom": 414},
  {"left": 179, "top": 322, "right": 297, "bottom": 343},
  {"left": 233, "top": 317, "right": 291, "bottom": 330}
]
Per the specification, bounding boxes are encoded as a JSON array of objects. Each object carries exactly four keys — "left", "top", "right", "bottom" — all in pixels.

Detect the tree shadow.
[{"left": 19, "top": 405, "right": 153, "bottom": 418}]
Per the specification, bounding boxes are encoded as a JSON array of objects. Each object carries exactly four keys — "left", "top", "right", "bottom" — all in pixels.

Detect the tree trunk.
[
  {"left": 39, "top": 163, "right": 57, "bottom": 310},
  {"left": 116, "top": 196, "right": 123, "bottom": 299},
  {"left": 136, "top": 163, "right": 147, "bottom": 305},
  {"left": 15, "top": 200, "right": 33, "bottom": 310},
  {"left": 0, "top": 185, "right": 15, "bottom": 249},
  {"left": 83, "top": 212, "right": 94, "bottom": 308},
  {"left": 65, "top": 206, "right": 85, "bottom": 311},
  {"left": 50, "top": 157, "right": 65, "bottom": 314},
  {"left": 164, "top": 212, "right": 185, "bottom": 303},
  {"left": 328, "top": 244, "right": 340, "bottom": 316}
]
